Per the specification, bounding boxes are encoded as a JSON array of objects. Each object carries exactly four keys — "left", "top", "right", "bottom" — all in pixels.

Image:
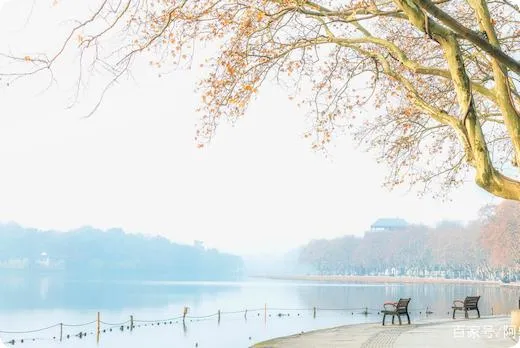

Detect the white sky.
[{"left": 0, "top": 0, "right": 498, "bottom": 255}]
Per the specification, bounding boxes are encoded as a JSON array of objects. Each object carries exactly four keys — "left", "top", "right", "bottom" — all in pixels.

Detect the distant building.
[
  {"left": 35, "top": 252, "right": 65, "bottom": 270},
  {"left": 37, "top": 252, "right": 50, "bottom": 267},
  {"left": 370, "top": 218, "right": 409, "bottom": 232}
]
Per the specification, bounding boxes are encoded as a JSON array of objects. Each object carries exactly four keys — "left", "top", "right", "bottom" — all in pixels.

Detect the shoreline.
[
  {"left": 257, "top": 274, "right": 520, "bottom": 287},
  {"left": 252, "top": 315, "right": 514, "bottom": 348}
]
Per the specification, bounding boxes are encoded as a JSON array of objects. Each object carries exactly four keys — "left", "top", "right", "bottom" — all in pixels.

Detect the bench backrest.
[
  {"left": 464, "top": 296, "right": 480, "bottom": 309},
  {"left": 396, "top": 298, "right": 411, "bottom": 313}
]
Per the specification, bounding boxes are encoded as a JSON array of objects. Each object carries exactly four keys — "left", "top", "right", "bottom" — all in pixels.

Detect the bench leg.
[
  {"left": 465, "top": 309, "right": 468, "bottom": 319},
  {"left": 392, "top": 315, "right": 395, "bottom": 324},
  {"left": 452, "top": 309, "right": 456, "bottom": 319},
  {"left": 406, "top": 313, "right": 411, "bottom": 324},
  {"left": 476, "top": 308, "right": 480, "bottom": 319},
  {"left": 398, "top": 314, "right": 402, "bottom": 325},
  {"left": 382, "top": 314, "right": 386, "bottom": 326}
]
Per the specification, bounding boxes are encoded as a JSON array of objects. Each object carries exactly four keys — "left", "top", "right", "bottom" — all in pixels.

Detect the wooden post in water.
[
  {"left": 218, "top": 310, "right": 221, "bottom": 325},
  {"left": 313, "top": 307, "right": 316, "bottom": 319},
  {"left": 244, "top": 309, "right": 247, "bottom": 321},
  {"left": 60, "top": 323, "right": 63, "bottom": 342},
  {"left": 264, "top": 304, "right": 267, "bottom": 325},
  {"left": 96, "top": 312, "right": 100, "bottom": 344},
  {"left": 183, "top": 307, "right": 188, "bottom": 324},
  {"left": 130, "top": 315, "right": 134, "bottom": 331}
]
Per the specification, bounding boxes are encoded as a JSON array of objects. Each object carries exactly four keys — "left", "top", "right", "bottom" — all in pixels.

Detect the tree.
[
  {"left": 299, "top": 237, "right": 361, "bottom": 274},
  {"left": 429, "top": 221, "right": 484, "bottom": 271},
  {"left": 0, "top": 223, "right": 244, "bottom": 280},
  {"left": 480, "top": 200, "right": 520, "bottom": 269},
  {"left": 2, "top": 0, "right": 520, "bottom": 199},
  {"left": 297, "top": 216, "right": 519, "bottom": 280}
]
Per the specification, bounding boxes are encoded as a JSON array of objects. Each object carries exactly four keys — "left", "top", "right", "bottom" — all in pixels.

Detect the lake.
[{"left": 1, "top": 276, "right": 519, "bottom": 347}]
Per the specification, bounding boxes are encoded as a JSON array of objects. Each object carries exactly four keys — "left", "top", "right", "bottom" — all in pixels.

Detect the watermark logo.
[{"left": 453, "top": 325, "right": 520, "bottom": 347}]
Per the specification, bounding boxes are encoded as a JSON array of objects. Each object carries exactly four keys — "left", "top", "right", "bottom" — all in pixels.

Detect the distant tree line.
[
  {"left": 0, "top": 223, "right": 243, "bottom": 280},
  {"left": 299, "top": 201, "right": 520, "bottom": 282}
]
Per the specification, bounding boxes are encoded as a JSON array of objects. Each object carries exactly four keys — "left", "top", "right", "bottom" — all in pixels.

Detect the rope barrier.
[
  {"left": 313, "top": 308, "right": 367, "bottom": 311},
  {"left": 100, "top": 320, "right": 131, "bottom": 326},
  {"left": 0, "top": 324, "right": 61, "bottom": 334},
  {"left": 134, "top": 316, "right": 183, "bottom": 323},
  {"left": 186, "top": 313, "right": 219, "bottom": 319},
  {"left": 0, "top": 304, "right": 507, "bottom": 346},
  {"left": 220, "top": 310, "right": 249, "bottom": 315},
  {"left": 268, "top": 308, "right": 316, "bottom": 311},
  {"left": 62, "top": 320, "right": 97, "bottom": 327}
]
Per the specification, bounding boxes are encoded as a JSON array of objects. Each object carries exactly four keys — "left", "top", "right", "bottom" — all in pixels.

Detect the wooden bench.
[
  {"left": 452, "top": 296, "right": 480, "bottom": 319},
  {"left": 382, "top": 298, "right": 411, "bottom": 325}
]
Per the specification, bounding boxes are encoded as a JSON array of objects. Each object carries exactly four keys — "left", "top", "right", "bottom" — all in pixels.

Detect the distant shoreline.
[{"left": 256, "top": 274, "right": 520, "bottom": 287}]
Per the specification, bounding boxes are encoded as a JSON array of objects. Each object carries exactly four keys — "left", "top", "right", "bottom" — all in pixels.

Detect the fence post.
[
  {"left": 218, "top": 310, "right": 221, "bottom": 325},
  {"left": 60, "top": 323, "right": 63, "bottom": 342},
  {"left": 130, "top": 315, "right": 134, "bottom": 331},
  {"left": 244, "top": 309, "right": 247, "bottom": 321},
  {"left": 264, "top": 303, "right": 267, "bottom": 324},
  {"left": 183, "top": 307, "right": 188, "bottom": 324},
  {"left": 313, "top": 307, "right": 316, "bottom": 319},
  {"left": 96, "top": 312, "right": 100, "bottom": 344}
]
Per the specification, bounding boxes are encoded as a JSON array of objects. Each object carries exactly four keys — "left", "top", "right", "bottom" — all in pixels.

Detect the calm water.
[{"left": 1, "top": 276, "right": 519, "bottom": 348}]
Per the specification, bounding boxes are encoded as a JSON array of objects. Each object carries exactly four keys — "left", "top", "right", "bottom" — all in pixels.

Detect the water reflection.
[
  {"left": 0, "top": 275, "right": 240, "bottom": 311},
  {"left": 39, "top": 277, "right": 50, "bottom": 301},
  {"left": 296, "top": 282, "right": 520, "bottom": 317}
]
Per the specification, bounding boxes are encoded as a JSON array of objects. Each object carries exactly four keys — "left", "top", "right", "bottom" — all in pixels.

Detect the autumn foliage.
[
  {"left": 2, "top": 0, "right": 520, "bottom": 199},
  {"left": 300, "top": 201, "right": 520, "bottom": 281},
  {"left": 480, "top": 201, "right": 520, "bottom": 268}
]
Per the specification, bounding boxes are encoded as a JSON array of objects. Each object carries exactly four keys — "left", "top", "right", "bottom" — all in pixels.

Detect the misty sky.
[{"left": 0, "top": 0, "right": 498, "bottom": 255}]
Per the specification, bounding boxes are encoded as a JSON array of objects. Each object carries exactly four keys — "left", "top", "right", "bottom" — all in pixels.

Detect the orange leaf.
[{"left": 226, "top": 64, "right": 235, "bottom": 76}]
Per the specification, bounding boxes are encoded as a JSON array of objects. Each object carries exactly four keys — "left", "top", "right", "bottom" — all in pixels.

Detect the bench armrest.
[
  {"left": 453, "top": 300, "right": 464, "bottom": 306},
  {"left": 383, "top": 302, "right": 397, "bottom": 310}
]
